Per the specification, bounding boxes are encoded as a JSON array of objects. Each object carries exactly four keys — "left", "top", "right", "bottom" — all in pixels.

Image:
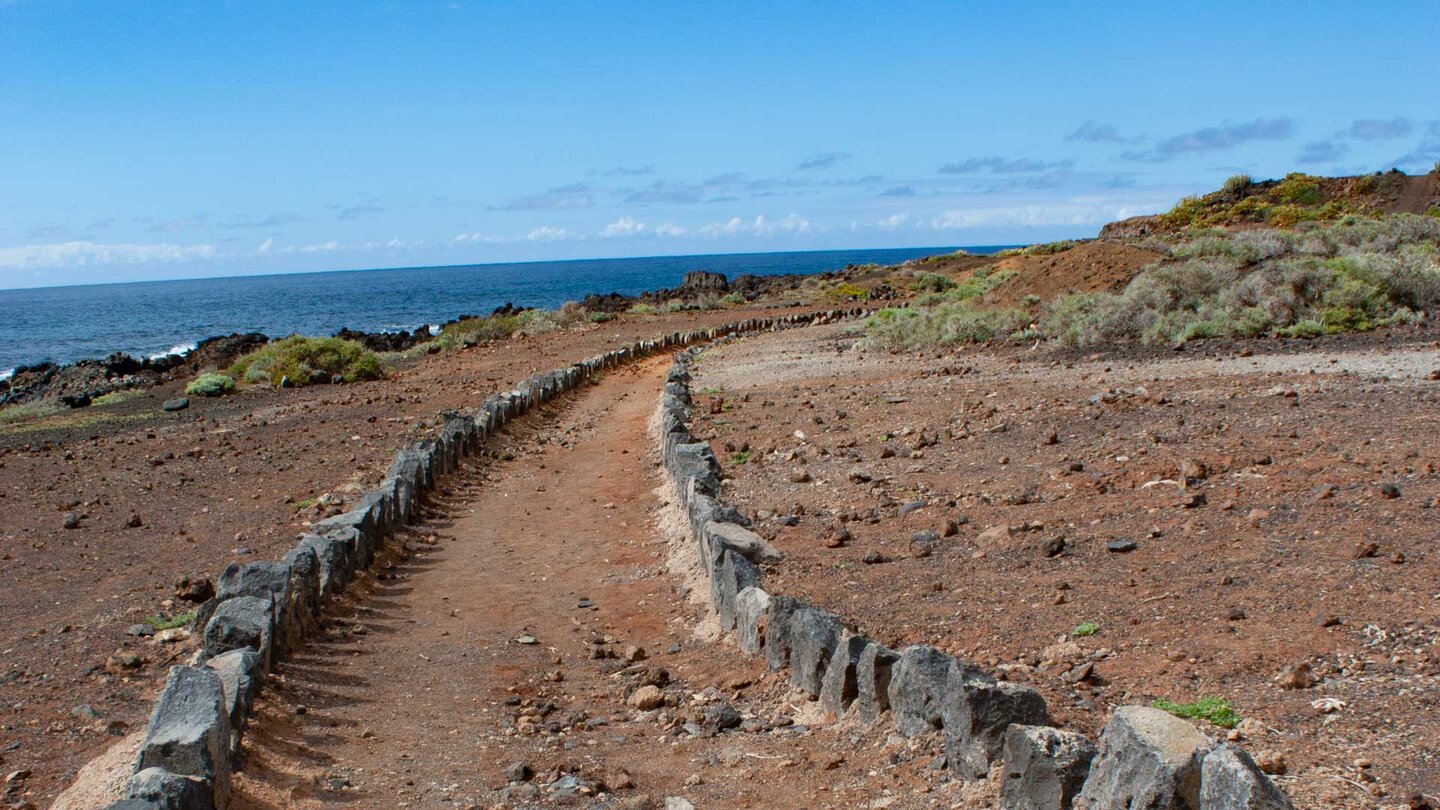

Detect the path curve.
[{"left": 229, "top": 353, "right": 884, "bottom": 809}]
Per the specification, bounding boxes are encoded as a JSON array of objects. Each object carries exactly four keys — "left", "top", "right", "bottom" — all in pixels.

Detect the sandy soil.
[{"left": 689, "top": 320, "right": 1440, "bottom": 810}]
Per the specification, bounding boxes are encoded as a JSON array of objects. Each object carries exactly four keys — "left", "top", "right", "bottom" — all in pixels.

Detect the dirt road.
[{"left": 228, "top": 352, "right": 944, "bottom": 810}]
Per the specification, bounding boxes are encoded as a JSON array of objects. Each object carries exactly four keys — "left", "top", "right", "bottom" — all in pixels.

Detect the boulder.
[
  {"left": 734, "top": 586, "right": 770, "bottom": 655},
  {"left": 1001, "top": 725, "right": 1096, "bottom": 810},
  {"left": 279, "top": 546, "right": 322, "bottom": 638},
  {"left": 202, "top": 596, "right": 274, "bottom": 672},
  {"left": 943, "top": 673, "right": 1050, "bottom": 779},
  {"left": 135, "top": 666, "right": 231, "bottom": 809},
  {"left": 763, "top": 595, "right": 803, "bottom": 673},
  {"left": 856, "top": 642, "right": 900, "bottom": 724},
  {"left": 788, "top": 605, "right": 847, "bottom": 696},
  {"left": 203, "top": 649, "right": 263, "bottom": 756},
  {"left": 1199, "top": 744, "right": 1293, "bottom": 809},
  {"left": 215, "top": 562, "right": 292, "bottom": 654},
  {"left": 704, "top": 521, "right": 782, "bottom": 566},
  {"left": 714, "top": 550, "right": 761, "bottom": 631},
  {"left": 887, "top": 645, "right": 953, "bottom": 737},
  {"left": 1078, "top": 706, "right": 1212, "bottom": 810},
  {"left": 819, "top": 634, "right": 870, "bottom": 716},
  {"left": 295, "top": 531, "right": 352, "bottom": 597},
  {"left": 127, "top": 767, "right": 216, "bottom": 809}
]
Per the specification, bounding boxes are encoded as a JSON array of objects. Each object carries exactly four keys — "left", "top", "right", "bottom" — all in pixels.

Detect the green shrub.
[
  {"left": 828, "top": 282, "right": 867, "bottom": 302},
  {"left": 185, "top": 373, "right": 235, "bottom": 397},
  {"left": 628, "top": 303, "right": 656, "bottom": 315},
  {"left": 909, "top": 272, "right": 957, "bottom": 293},
  {"left": 719, "top": 290, "right": 747, "bottom": 307},
  {"left": 1274, "top": 172, "right": 1322, "bottom": 205},
  {"left": 143, "top": 611, "right": 196, "bottom": 631},
  {"left": 1023, "top": 240, "right": 1079, "bottom": 256},
  {"left": 864, "top": 303, "right": 1028, "bottom": 351},
  {"left": 228, "top": 336, "right": 385, "bottom": 387},
  {"left": 1153, "top": 695, "right": 1242, "bottom": 729},
  {"left": 1071, "top": 621, "right": 1099, "bottom": 637},
  {"left": 1222, "top": 174, "right": 1253, "bottom": 196},
  {"left": 586, "top": 311, "right": 616, "bottom": 323}
]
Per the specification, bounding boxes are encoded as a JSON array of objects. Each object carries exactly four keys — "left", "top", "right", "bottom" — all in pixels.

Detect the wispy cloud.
[
  {"left": 592, "top": 165, "right": 655, "bottom": 178},
  {"left": 1297, "top": 140, "right": 1348, "bottom": 164},
  {"left": 1341, "top": 117, "right": 1413, "bottom": 141},
  {"left": 928, "top": 197, "right": 1159, "bottom": 230},
  {"left": 879, "top": 186, "right": 916, "bottom": 198},
  {"left": 938, "top": 157, "right": 1074, "bottom": 174},
  {"left": 23, "top": 224, "right": 66, "bottom": 240},
  {"left": 1065, "top": 122, "right": 1136, "bottom": 143},
  {"left": 451, "top": 225, "right": 579, "bottom": 244},
  {"left": 797, "top": 152, "right": 851, "bottom": 170},
  {"left": 223, "top": 212, "right": 305, "bottom": 229},
  {"left": 1122, "top": 117, "right": 1294, "bottom": 162},
  {"left": 0, "top": 240, "right": 217, "bottom": 269},
  {"left": 256, "top": 237, "right": 273, "bottom": 255},
  {"left": 148, "top": 215, "right": 207, "bottom": 233},
  {"left": 1393, "top": 121, "right": 1440, "bottom": 170},
  {"left": 336, "top": 204, "right": 385, "bottom": 221},
  {"left": 491, "top": 184, "right": 593, "bottom": 211}
]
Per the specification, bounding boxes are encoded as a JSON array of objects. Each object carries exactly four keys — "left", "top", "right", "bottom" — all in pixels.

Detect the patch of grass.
[
  {"left": 864, "top": 302, "right": 1029, "bottom": 351},
  {"left": 1071, "top": 621, "right": 1099, "bottom": 637},
  {"left": 827, "top": 282, "right": 867, "bottom": 302},
  {"left": 143, "top": 611, "right": 196, "bottom": 632},
  {"left": 731, "top": 450, "right": 751, "bottom": 465},
  {"left": 0, "top": 400, "right": 66, "bottom": 425},
  {"left": 719, "top": 290, "right": 747, "bottom": 307},
  {"left": 293, "top": 497, "right": 319, "bottom": 510},
  {"left": 628, "top": 302, "right": 657, "bottom": 315},
  {"left": 228, "top": 336, "right": 385, "bottom": 387},
  {"left": 1152, "top": 695, "right": 1242, "bottom": 729},
  {"left": 185, "top": 372, "right": 235, "bottom": 397},
  {"left": 1222, "top": 173, "right": 1253, "bottom": 196},
  {"left": 586, "top": 311, "right": 615, "bottom": 323},
  {"left": 92, "top": 389, "right": 143, "bottom": 407}
]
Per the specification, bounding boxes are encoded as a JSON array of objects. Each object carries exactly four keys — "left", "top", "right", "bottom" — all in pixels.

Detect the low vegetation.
[
  {"left": 1071, "top": 621, "right": 1099, "bottom": 637},
  {"left": 0, "top": 400, "right": 65, "bottom": 426},
  {"left": 866, "top": 214, "right": 1440, "bottom": 351},
  {"left": 1152, "top": 695, "right": 1242, "bottom": 729},
  {"left": 228, "top": 336, "right": 384, "bottom": 387},
  {"left": 185, "top": 372, "right": 235, "bottom": 397},
  {"left": 143, "top": 611, "right": 196, "bottom": 632}
]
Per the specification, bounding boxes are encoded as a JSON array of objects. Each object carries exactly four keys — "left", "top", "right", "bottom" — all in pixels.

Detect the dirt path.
[{"left": 227, "top": 352, "right": 932, "bottom": 810}]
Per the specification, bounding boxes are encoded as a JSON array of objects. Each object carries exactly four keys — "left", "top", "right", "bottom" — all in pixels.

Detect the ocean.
[{"left": 0, "top": 246, "right": 1002, "bottom": 374}]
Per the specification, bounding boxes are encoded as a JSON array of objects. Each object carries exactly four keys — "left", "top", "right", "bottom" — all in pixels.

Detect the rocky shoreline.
[{"left": 0, "top": 265, "right": 882, "bottom": 411}]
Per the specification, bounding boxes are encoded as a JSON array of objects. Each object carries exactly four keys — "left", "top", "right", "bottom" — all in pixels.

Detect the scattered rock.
[
  {"left": 62, "top": 512, "right": 82, "bottom": 530},
  {"left": 161, "top": 397, "right": 190, "bottom": 412},
  {"left": 628, "top": 685, "right": 665, "bottom": 710},
  {"left": 1106, "top": 539, "right": 1137, "bottom": 553},
  {"left": 1273, "top": 663, "right": 1315, "bottom": 690}
]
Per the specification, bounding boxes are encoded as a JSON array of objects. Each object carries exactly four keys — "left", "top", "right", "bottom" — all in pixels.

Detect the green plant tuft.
[
  {"left": 228, "top": 336, "right": 385, "bottom": 387},
  {"left": 1152, "top": 695, "right": 1242, "bottom": 729},
  {"left": 1071, "top": 621, "right": 1099, "bottom": 637},
  {"left": 185, "top": 373, "right": 235, "bottom": 397}
]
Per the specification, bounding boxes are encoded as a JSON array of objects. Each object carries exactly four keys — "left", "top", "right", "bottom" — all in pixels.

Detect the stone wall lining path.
[
  {"left": 61, "top": 309, "right": 865, "bottom": 809},
  {"left": 656, "top": 340, "right": 1297, "bottom": 810}
]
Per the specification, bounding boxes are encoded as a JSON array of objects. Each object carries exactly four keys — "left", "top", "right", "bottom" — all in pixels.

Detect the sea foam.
[{"left": 147, "top": 341, "right": 198, "bottom": 361}]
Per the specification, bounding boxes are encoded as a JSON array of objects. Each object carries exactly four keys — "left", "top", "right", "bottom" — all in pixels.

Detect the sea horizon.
[{"left": 0, "top": 244, "right": 1013, "bottom": 374}]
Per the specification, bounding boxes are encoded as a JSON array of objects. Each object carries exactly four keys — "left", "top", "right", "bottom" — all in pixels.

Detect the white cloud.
[
  {"left": 524, "top": 226, "right": 574, "bottom": 242},
  {"left": 602, "top": 216, "right": 647, "bottom": 237},
  {"left": 698, "top": 214, "right": 813, "bottom": 238},
  {"left": 876, "top": 213, "right": 910, "bottom": 230},
  {"left": 299, "top": 240, "right": 340, "bottom": 253},
  {"left": 256, "top": 237, "right": 273, "bottom": 255},
  {"left": 601, "top": 217, "right": 688, "bottom": 238},
  {"left": 928, "top": 198, "right": 1160, "bottom": 230},
  {"left": 0, "top": 240, "right": 217, "bottom": 269}
]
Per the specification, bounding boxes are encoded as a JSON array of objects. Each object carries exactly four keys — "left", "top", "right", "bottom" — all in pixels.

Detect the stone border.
[
  {"left": 657, "top": 343, "right": 1296, "bottom": 810},
  {"left": 98, "top": 309, "right": 869, "bottom": 810}
]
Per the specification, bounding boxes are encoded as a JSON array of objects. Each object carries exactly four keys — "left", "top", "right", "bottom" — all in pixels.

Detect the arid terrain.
[
  {"left": 688, "top": 319, "right": 1440, "bottom": 808},
  {"left": 4, "top": 172, "right": 1440, "bottom": 808}
]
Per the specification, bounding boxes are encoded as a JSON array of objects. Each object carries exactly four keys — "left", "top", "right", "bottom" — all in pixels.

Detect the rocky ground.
[
  {"left": 0, "top": 305, "right": 825, "bottom": 808},
  {"left": 688, "top": 319, "right": 1440, "bottom": 809}
]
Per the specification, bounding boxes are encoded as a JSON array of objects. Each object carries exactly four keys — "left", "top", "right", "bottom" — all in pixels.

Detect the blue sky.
[{"left": 1, "top": 1, "right": 1437, "bottom": 289}]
